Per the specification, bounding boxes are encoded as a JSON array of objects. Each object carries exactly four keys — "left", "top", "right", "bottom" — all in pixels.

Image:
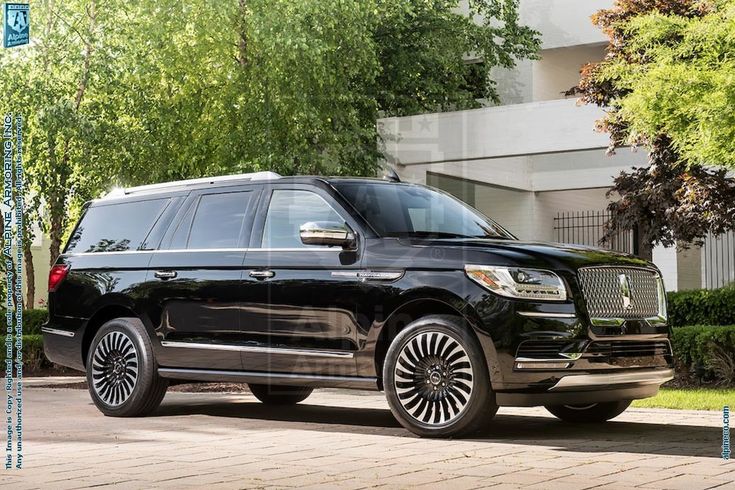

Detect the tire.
[
  {"left": 86, "top": 317, "right": 168, "bottom": 417},
  {"left": 545, "top": 400, "right": 632, "bottom": 423},
  {"left": 383, "top": 315, "right": 497, "bottom": 438},
  {"left": 248, "top": 384, "right": 313, "bottom": 405}
]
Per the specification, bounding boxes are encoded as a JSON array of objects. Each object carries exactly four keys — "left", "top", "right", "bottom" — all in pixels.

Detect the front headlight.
[{"left": 464, "top": 265, "right": 568, "bottom": 301}]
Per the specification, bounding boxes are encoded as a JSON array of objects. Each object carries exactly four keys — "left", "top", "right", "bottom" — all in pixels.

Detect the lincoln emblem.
[{"left": 619, "top": 273, "right": 633, "bottom": 310}]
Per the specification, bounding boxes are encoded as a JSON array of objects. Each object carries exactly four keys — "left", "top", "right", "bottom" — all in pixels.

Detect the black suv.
[{"left": 43, "top": 172, "right": 673, "bottom": 437}]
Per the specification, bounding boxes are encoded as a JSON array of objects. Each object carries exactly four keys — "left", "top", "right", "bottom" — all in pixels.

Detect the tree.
[
  {"left": 572, "top": 0, "right": 734, "bottom": 260},
  {"left": 1, "top": 0, "right": 539, "bottom": 295},
  {"left": 228, "top": 0, "right": 540, "bottom": 176}
]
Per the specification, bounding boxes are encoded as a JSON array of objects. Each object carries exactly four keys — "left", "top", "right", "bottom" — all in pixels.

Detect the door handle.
[
  {"left": 249, "top": 270, "right": 275, "bottom": 280},
  {"left": 154, "top": 270, "right": 178, "bottom": 280}
]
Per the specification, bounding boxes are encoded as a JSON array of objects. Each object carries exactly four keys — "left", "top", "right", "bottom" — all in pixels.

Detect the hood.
[{"left": 398, "top": 237, "right": 653, "bottom": 272}]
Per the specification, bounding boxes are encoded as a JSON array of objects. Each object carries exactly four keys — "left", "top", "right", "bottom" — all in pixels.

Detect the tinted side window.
[
  {"left": 262, "top": 190, "right": 343, "bottom": 248},
  {"left": 186, "top": 192, "right": 254, "bottom": 249},
  {"left": 66, "top": 198, "right": 169, "bottom": 253}
]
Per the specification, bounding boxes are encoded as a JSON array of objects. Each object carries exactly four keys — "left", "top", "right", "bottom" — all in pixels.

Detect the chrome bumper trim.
[
  {"left": 160, "top": 341, "right": 354, "bottom": 359},
  {"left": 41, "top": 327, "right": 75, "bottom": 338},
  {"left": 517, "top": 311, "right": 577, "bottom": 319},
  {"left": 549, "top": 368, "right": 674, "bottom": 391}
]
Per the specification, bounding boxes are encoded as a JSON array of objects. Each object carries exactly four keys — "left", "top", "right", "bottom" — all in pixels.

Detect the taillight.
[{"left": 48, "top": 264, "right": 70, "bottom": 292}]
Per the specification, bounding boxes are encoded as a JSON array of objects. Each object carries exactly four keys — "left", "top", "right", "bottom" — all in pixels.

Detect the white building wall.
[
  {"left": 520, "top": 0, "right": 610, "bottom": 50},
  {"left": 532, "top": 45, "right": 606, "bottom": 101},
  {"left": 474, "top": 184, "right": 537, "bottom": 240}
]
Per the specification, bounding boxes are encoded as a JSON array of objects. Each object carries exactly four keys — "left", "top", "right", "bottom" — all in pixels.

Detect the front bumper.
[
  {"left": 549, "top": 367, "right": 674, "bottom": 391},
  {"left": 495, "top": 367, "right": 673, "bottom": 407}
]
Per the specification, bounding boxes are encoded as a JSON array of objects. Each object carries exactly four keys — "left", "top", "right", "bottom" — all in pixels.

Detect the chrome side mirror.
[{"left": 299, "top": 221, "right": 356, "bottom": 250}]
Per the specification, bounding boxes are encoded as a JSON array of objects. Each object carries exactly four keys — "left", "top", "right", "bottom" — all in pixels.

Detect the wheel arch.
[
  {"left": 81, "top": 300, "right": 143, "bottom": 367},
  {"left": 372, "top": 296, "right": 500, "bottom": 391}
]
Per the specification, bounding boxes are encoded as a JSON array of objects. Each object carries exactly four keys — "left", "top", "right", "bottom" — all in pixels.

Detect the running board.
[{"left": 158, "top": 368, "right": 379, "bottom": 391}]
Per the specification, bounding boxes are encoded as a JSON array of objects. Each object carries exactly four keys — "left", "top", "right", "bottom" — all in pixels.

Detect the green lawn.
[{"left": 632, "top": 388, "right": 735, "bottom": 411}]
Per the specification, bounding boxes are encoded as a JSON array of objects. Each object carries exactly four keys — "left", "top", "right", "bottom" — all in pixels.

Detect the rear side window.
[
  {"left": 169, "top": 191, "right": 255, "bottom": 249},
  {"left": 66, "top": 198, "right": 169, "bottom": 253}
]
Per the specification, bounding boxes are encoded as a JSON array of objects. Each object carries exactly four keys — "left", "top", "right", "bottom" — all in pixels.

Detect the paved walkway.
[{"left": 0, "top": 383, "right": 732, "bottom": 489}]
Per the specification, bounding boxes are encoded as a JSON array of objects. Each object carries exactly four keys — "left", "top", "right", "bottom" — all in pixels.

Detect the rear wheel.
[
  {"left": 383, "top": 315, "right": 497, "bottom": 438},
  {"left": 545, "top": 400, "right": 631, "bottom": 423},
  {"left": 86, "top": 317, "right": 168, "bottom": 417},
  {"left": 248, "top": 384, "right": 313, "bottom": 405}
]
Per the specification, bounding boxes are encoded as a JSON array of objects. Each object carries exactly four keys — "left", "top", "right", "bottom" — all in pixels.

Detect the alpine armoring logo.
[{"left": 3, "top": 3, "right": 30, "bottom": 49}]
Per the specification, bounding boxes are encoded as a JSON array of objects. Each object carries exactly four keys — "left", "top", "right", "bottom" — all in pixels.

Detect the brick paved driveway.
[{"left": 1, "top": 383, "right": 732, "bottom": 489}]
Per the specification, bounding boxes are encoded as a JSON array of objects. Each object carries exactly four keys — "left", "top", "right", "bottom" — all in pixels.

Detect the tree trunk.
[
  {"left": 48, "top": 208, "right": 64, "bottom": 267},
  {"left": 635, "top": 224, "right": 654, "bottom": 262},
  {"left": 47, "top": 1, "right": 96, "bottom": 266},
  {"left": 23, "top": 240, "right": 35, "bottom": 308},
  {"left": 237, "top": 0, "right": 248, "bottom": 66}
]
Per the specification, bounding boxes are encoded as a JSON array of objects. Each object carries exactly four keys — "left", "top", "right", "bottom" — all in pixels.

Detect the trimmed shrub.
[
  {"left": 670, "top": 325, "right": 735, "bottom": 383},
  {"left": 23, "top": 309, "right": 48, "bottom": 335},
  {"left": 1, "top": 334, "right": 50, "bottom": 371},
  {"left": 667, "top": 287, "right": 735, "bottom": 327},
  {"left": 0, "top": 308, "right": 48, "bottom": 335}
]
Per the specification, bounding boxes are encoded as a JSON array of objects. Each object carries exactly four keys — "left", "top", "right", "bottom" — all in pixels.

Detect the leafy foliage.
[
  {"left": 573, "top": 0, "right": 735, "bottom": 257},
  {"left": 605, "top": 159, "right": 735, "bottom": 253},
  {"left": 0, "top": 0, "right": 538, "bottom": 294},
  {"left": 671, "top": 325, "right": 735, "bottom": 383},
  {"left": 667, "top": 286, "right": 735, "bottom": 327},
  {"left": 22, "top": 308, "right": 49, "bottom": 335}
]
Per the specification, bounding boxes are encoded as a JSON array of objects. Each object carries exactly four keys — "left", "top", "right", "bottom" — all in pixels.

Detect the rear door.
[{"left": 147, "top": 185, "right": 261, "bottom": 370}]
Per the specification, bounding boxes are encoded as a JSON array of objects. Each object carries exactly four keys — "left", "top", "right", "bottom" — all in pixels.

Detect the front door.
[
  {"left": 240, "top": 185, "right": 364, "bottom": 376},
  {"left": 147, "top": 186, "right": 260, "bottom": 370}
]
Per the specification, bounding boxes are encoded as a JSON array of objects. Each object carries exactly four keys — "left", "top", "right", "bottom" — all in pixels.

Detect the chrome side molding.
[
  {"left": 41, "top": 327, "right": 75, "bottom": 338},
  {"left": 331, "top": 270, "right": 403, "bottom": 281},
  {"left": 158, "top": 368, "right": 378, "bottom": 390},
  {"left": 160, "top": 341, "right": 354, "bottom": 359}
]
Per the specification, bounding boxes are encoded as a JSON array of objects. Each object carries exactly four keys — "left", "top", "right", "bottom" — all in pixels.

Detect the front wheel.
[
  {"left": 383, "top": 315, "right": 497, "bottom": 438},
  {"left": 86, "top": 317, "right": 168, "bottom": 417},
  {"left": 545, "top": 400, "right": 632, "bottom": 423}
]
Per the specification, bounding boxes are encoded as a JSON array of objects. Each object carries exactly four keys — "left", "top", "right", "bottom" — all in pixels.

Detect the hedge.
[
  {"left": 0, "top": 308, "right": 48, "bottom": 335},
  {"left": 1, "top": 335, "right": 51, "bottom": 371},
  {"left": 670, "top": 325, "right": 735, "bottom": 383},
  {"left": 2, "top": 327, "right": 734, "bottom": 384},
  {"left": 23, "top": 309, "right": 48, "bottom": 335},
  {"left": 667, "top": 287, "right": 735, "bottom": 327}
]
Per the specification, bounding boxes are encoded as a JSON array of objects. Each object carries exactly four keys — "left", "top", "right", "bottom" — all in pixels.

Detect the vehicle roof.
[{"left": 95, "top": 172, "right": 402, "bottom": 203}]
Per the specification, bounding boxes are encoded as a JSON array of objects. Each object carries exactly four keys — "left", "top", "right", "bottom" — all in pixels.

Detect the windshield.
[{"left": 333, "top": 181, "right": 514, "bottom": 240}]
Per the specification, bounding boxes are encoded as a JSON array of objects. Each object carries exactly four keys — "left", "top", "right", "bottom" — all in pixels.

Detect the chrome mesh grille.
[{"left": 578, "top": 267, "right": 661, "bottom": 319}]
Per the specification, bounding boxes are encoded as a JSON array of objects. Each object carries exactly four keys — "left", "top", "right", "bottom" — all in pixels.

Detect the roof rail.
[{"left": 103, "top": 171, "right": 281, "bottom": 199}]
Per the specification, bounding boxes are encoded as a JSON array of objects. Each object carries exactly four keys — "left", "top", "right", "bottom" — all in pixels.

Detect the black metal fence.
[
  {"left": 554, "top": 210, "right": 735, "bottom": 290},
  {"left": 702, "top": 231, "right": 735, "bottom": 289},
  {"left": 553, "top": 210, "right": 634, "bottom": 255}
]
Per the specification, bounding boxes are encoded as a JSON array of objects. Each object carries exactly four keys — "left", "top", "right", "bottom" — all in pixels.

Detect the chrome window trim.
[
  {"left": 41, "top": 327, "right": 76, "bottom": 338},
  {"left": 64, "top": 247, "right": 344, "bottom": 257},
  {"left": 160, "top": 341, "right": 354, "bottom": 359}
]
